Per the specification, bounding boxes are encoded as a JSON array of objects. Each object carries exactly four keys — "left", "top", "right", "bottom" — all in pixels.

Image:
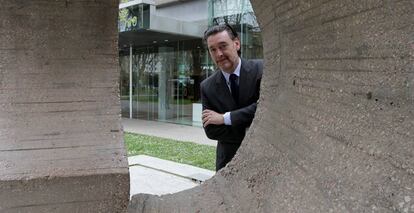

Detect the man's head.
[{"left": 204, "top": 24, "right": 241, "bottom": 73}]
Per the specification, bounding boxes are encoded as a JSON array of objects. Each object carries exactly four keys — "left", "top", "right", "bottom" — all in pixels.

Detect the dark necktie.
[{"left": 229, "top": 74, "right": 239, "bottom": 105}]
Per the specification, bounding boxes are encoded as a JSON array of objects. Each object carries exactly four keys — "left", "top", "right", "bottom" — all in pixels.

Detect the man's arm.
[
  {"left": 202, "top": 105, "right": 252, "bottom": 142},
  {"left": 201, "top": 84, "right": 243, "bottom": 142},
  {"left": 230, "top": 102, "right": 257, "bottom": 127}
]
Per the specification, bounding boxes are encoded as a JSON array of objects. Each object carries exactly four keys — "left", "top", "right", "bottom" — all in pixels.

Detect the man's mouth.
[{"left": 217, "top": 59, "right": 228, "bottom": 64}]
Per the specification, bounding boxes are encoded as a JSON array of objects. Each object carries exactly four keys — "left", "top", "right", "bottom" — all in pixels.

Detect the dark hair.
[
  {"left": 203, "top": 24, "right": 241, "bottom": 56},
  {"left": 203, "top": 24, "right": 238, "bottom": 42}
]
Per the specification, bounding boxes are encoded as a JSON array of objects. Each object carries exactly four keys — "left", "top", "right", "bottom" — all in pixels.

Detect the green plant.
[{"left": 124, "top": 132, "right": 216, "bottom": 171}]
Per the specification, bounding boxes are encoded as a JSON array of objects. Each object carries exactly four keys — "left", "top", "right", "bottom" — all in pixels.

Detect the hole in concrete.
[
  {"left": 126, "top": 0, "right": 414, "bottom": 211},
  {"left": 366, "top": 92, "right": 372, "bottom": 100},
  {"left": 118, "top": 0, "right": 264, "bottom": 198}
]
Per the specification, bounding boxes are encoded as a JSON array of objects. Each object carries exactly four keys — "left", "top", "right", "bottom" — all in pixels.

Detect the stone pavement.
[
  {"left": 128, "top": 155, "right": 215, "bottom": 197},
  {"left": 121, "top": 119, "right": 217, "bottom": 197}
]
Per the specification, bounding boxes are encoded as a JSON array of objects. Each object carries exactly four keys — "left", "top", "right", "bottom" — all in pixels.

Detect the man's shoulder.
[
  {"left": 244, "top": 58, "right": 263, "bottom": 65},
  {"left": 242, "top": 58, "right": 263, "bottom": 75},
  {"left": 201, "top": 70, "right": 221, "bottom": 88}
]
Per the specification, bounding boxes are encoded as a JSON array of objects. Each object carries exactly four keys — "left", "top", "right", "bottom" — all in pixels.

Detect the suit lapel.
[
  {"left": 238, "top": 59, "right": 253, "bottom": 106},
  {"left": 214, "top": 71, "right": 237, "bottom": 109}
]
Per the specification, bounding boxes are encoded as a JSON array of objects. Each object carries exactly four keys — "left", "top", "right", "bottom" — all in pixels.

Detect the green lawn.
[{"left": 124, "top": 132, "right": 216, "bottom": 171}]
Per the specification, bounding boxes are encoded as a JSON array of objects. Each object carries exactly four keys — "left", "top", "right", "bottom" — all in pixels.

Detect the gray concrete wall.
[
  {"left": 129, "top": 0, "right": 414, "bottom": 212},
  {"left": 0, "top": 0, "right": 129, "bottom": 212}
]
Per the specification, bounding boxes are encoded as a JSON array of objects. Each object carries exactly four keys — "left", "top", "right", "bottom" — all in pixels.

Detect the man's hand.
[{"left": 202, "top": 109, "right": 224, "bottom": 127}]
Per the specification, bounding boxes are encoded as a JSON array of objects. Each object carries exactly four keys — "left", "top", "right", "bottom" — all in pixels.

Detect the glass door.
[{"left": 133, "top": 47, "right": 158, "bottom": 120}]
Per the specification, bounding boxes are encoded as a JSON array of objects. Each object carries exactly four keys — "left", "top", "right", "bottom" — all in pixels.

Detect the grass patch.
[{"left": 124, "top": 132, "right": 216, "bottom": 171}]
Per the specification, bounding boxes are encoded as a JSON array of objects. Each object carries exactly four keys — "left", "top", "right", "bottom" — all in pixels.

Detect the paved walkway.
[
  {"left": 128, "top": 155, "right": 215, "bottom": 197},
  {"left": 122, "top": 118, "right": 216, "bottom": 146},
  {"left": 121, "top": 119, "right": 217, "bottom": 197}
]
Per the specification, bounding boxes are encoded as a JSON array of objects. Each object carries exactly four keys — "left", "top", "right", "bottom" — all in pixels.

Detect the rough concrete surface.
[
  {"left": 129, "top": 0, "right": 414, "bottom": 212},
  {"left": 0, "top": 0, "right": 129, "bottom": 212}
]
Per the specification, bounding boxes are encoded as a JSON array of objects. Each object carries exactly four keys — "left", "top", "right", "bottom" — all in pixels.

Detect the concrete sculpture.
[
  {"left": 0, "top": 1, "right": 129, "bottom": 212},
  {"left": 0, "top": 0, "right": 412, "bottom": 212},
  {"left": 129, "top": 0, "right": 414, "bottom": 212}
]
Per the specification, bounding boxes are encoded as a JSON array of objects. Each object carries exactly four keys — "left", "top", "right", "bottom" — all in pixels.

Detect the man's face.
[{"left": 207, "top": 31, "right": 240, "bottom": 73}]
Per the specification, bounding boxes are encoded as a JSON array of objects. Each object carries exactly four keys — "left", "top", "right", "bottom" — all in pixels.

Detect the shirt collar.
[{"left": 221, "top": 57, "right": 241, "bottom": 83}]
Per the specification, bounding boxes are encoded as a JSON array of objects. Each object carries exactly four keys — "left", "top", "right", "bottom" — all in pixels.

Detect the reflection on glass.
[{"left": 119, "top": 40, "right": 208, "bottom": 126}]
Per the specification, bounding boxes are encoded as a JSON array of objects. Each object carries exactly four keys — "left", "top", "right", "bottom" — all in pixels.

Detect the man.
[{"left": 201, "top": 24, "right": 263, "bottom": 171}]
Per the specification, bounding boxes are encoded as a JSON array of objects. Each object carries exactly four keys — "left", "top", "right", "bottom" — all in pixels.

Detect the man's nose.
[{"left": 216, "top": 49, "right": 223, "bottom": 57}]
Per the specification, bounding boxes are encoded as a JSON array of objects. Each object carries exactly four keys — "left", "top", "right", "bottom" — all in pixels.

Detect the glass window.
[
  {"left": 119, "top": 39, "right": 205, "bottom": 125},
  {"left": 119, "top": 3, "right": 150, "bottom": 32}
]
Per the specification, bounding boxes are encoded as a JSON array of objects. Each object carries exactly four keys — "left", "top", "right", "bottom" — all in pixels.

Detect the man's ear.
[{"left": 234, "top": 39, "right": 241, "bottom": 50}]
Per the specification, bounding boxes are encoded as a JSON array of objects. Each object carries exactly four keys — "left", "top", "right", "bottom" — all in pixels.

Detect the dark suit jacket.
[{"left": 200, "top": 58, "right": 263, "bottom": 144}]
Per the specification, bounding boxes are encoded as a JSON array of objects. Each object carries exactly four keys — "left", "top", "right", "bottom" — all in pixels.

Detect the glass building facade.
[
  {"left": 119, "top": 39, "right": 208, "bottom": 125},
  {"left": 119, "top": 0, "right": 262, "bottom": 126}
]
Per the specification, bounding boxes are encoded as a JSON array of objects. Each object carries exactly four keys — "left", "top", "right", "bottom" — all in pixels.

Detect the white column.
[{"left": 158, "top": 47, "right": 173, "bottom": 121}]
